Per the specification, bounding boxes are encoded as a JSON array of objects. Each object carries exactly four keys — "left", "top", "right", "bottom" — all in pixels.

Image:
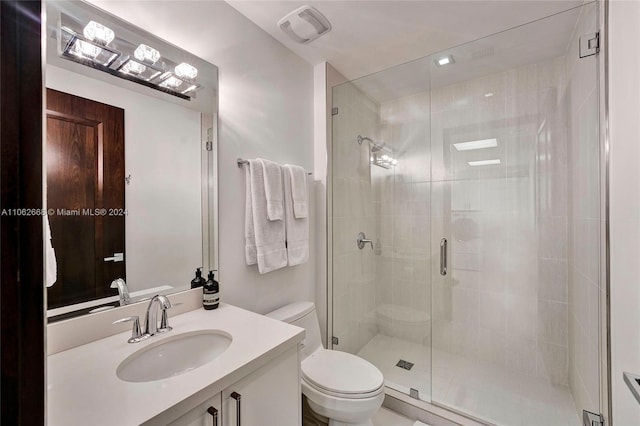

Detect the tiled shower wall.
[
  {"left": 372, "top": 91, "right": 432, "bottom": 345},
  {"left": 331, "top": 82, "right": 379, "bottom": 354},
  {"left": 565, "top": 2, "right": 601, "bottom": 414}
]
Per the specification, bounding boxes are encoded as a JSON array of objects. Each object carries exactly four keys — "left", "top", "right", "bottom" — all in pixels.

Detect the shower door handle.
[
  {"left": 357, "top": 232, "right": 373, "bottom": 250},
  {"left": 440, "top": 238, "right": 447, "bottom": 276}
]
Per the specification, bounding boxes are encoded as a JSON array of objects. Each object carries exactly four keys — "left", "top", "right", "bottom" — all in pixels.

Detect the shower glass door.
[
  {"left": 330, "top": 58, "right": 432, "bottom": 402},
  {"left": 331, "top": 3, "right": 603, "bottom": 425},
  {"left": 429, "top": 4, "right": 601, "bottom": 424}
]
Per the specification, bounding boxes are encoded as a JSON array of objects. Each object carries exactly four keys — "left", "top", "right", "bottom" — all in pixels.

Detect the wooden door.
[{"left": 46, "top": 88, "right": 125, "bottom": 309}]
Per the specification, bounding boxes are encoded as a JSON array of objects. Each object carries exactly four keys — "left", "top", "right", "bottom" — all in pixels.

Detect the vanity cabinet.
[
  {"left": 167, "top": 393, "right": 222, "bottom": 426},
  {"left": 165, "top": 347, "right": 300, "bottom": 426}
]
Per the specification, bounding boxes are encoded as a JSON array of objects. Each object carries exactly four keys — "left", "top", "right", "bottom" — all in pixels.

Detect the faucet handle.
[
  {"left": 157, "top": 309, "right": 173, "bottom": 333},
  {"left": 157, "top": 301, "right": 182, "bottom": 333},
  {"left": 113, "top": 316, "right": 148, "bottom": 343}
]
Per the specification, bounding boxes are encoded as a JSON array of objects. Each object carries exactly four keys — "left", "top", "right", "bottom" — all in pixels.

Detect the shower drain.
[{"left": 395, "top": 359, "right": 414, "bottom": 370}]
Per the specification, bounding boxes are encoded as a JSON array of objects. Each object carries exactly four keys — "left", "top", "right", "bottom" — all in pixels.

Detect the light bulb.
[
  {"left": 71, "top": 40, "right": 101, "bottom": 59},
  {"left": 160, "top": 76, "right": 184, "bottom": 89},
  {"left": 134, "top": 44, "right": 160, "bottom": 64},
  {"left": 83, "top": 21, "right": 114, "bottom": 46},
  {"left": 120, "top": 60, "right": 146, "bottom": 76},
  {"left": 175, "top": 62, "right": 198, "bottom": 80}
]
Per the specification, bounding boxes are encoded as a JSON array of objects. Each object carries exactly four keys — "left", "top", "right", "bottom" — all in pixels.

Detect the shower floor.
[{"left": 357, "top": 334, "right": 581, "bottom": 426}]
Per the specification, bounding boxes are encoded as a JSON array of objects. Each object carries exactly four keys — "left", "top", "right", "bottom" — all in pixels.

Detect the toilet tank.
[{"left": 266, "top": 301, "right": 323, "bottom": 360}]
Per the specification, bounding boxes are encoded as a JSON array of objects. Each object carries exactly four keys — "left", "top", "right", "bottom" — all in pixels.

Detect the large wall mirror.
[{"left": 44, "top": 0, "right": 218, "bottom": 321}]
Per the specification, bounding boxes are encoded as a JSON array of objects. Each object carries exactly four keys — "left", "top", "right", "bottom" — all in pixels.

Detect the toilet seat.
[{"left": 301, "top": 349, "right": 384, "bottom": 399}]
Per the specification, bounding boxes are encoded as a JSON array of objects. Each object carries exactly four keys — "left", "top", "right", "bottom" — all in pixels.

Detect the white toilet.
[{"left": 267, "top": 302, "right": 385, "bottom": 426}]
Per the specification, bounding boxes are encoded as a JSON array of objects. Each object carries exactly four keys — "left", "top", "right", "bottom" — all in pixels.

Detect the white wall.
[
  {"left": 609, "top": 1, "right": 640, "bottom": 423},
  {"left": 89, "top": 1, "right": 316, "bottom": 315},
  {"left": 46, "top": 65, "right": 202, "bottom": 294}
]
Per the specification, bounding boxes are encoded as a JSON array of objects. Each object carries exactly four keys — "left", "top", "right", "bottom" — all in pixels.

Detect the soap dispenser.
[
  {"left": 203, "top": 270, "right": 219, "bottom": 310},
  {"left": 191, "top": 267, "right": 206, "bottom": 289}
]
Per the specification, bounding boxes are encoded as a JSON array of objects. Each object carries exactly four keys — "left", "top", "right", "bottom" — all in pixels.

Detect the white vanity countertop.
[{"left": 47, "top": 303, "right": 304, "bottom": 425}]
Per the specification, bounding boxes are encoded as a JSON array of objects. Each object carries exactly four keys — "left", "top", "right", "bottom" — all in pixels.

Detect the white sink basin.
[{"left": 116, "top": 330, "right": 232, "bottom": 383}]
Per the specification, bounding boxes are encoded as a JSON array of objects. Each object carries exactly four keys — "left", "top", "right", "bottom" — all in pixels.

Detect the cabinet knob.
[
  {"left": 231, "top": 392, "right": 241, "bottom": 426},
  {"left": 207, "top": 406, "right": 218, "bottom": 426}
]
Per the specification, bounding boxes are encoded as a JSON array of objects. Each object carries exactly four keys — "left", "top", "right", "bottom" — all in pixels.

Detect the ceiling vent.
[{"left": 278, "top": 5, "right": 331, "bottom": 44}]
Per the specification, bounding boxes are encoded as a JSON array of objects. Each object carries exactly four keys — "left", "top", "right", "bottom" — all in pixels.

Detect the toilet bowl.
[{"left": 267, "top": 302, "right": 384, "bottom": 426}]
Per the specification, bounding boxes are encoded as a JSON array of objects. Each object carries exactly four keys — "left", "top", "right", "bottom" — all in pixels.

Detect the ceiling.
[{"left": 227, "top": 0, "right": 584, "bottom": 80}]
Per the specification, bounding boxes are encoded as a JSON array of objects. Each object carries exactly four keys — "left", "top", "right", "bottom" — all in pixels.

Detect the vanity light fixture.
[
  {"left": 58, "top": 14, "right": 203, "bottom": 100},
  {"left": 134, "top": 44, "right": 161, "bottom": 64},
  {"left": 468, "top": 159, "right": 501, "bottom": 166},
  {"left": 435, "top": 55, "right": 454, "bottom": 67},
  {"left": 453, "top": 138, "right": 498, "bottom": 151}
]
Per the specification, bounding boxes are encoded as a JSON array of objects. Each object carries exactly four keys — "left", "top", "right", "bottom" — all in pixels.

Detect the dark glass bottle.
[
  {"left": 203, "top": 270, "right": 219, "bottom": 310},
  {"left": 191, "top": 268, "right": 206, "bottom": 289}
]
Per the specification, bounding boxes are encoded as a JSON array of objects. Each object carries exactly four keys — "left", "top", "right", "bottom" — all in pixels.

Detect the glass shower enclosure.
[{"left": 330, "top": 4, "right": 603, "bottom": 425}]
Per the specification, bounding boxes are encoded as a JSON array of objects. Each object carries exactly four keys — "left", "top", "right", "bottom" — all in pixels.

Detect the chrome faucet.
[
  {"left": 110, "top": 278, "right": 130, "bottom": 306},
  {"left": 144, "top": 294, "right": 172, "bottom": 336}
]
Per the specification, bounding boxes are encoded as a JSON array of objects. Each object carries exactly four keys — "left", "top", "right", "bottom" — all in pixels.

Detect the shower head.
[{"left": 371, "top": 143, "right": 386, "bottom": 153}]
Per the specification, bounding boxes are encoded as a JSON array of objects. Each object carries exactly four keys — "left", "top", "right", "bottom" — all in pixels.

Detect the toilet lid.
[{"left": 301, "top": 350, "right": 384, "bottom": 395}]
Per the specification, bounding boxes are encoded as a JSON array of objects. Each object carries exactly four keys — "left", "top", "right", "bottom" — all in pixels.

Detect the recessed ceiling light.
[
  {"left": 454, "top": 138, "right": 498, "bottom": 151},
  {"left": 468, "top": 159, "right": 501, "bottom": 167},
  {"left": 484, "top": 92, "right": 494, "bottom": 97},
  {"left": 435, "top": 55, "right": 454, "bottom": 67}
]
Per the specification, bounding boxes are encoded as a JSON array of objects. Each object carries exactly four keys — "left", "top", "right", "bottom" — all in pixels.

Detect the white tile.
[{"left": 372, "top": 407, "right": 415, "bottom": 426}]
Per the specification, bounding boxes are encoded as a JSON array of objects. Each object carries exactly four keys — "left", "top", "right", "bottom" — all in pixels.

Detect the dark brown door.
[{"left": 46, "top": 88, "right": 125, "bottom": 309}]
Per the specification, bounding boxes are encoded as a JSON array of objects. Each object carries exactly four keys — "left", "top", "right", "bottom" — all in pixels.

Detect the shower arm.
[
  {"left": 357, "top": 135, "right": 386, "bottom": 153},
  {"left": 357, "top": 135, "right": 374, "bottom": 145}
]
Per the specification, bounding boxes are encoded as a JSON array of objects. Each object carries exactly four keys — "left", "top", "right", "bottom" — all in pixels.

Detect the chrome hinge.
[
  {"left": 410, "top": 388, "right": 419, "bottom": 399},
  {"left": 583, "top": 410, "right": 604, "bottom": 426},
  {"left": 331, "top": 107, "right": 339, "bottom": 116},
  {"left": 331, "top": 336, "right": 339, "bottom": 345},
  {"left": 580, "top": 31, "right": 600, "bottom": 58},
  {"left": 205, "top": 141, "right": 213, "bottom": 151}
]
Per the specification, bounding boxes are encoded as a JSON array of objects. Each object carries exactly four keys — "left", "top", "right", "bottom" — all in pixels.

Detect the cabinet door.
[
  {"left": 223, "top": 348, "right": 300, "bottom": 426},
  {"left": 167, "top": 392, "right": 222, "bottom": 426}
]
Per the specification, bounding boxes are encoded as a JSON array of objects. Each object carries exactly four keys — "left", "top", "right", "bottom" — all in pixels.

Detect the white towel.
[
  {"left": 259, "top": 158, "right": 284, "bottom": 221},
  {"left": 244, "top": 165, "right": 257, "bottom": 265},
  {"left": 246, "top": 159, "right": 287, "bottom": 273},
  {"left": 284, "top": 164, "right": 308, "bottom": 218},
  {"left": 284, "top": 168, "right": 309, "bottom": 266},
  {"left": 45, "top": 215, "right": 57, "bottom": 287}
]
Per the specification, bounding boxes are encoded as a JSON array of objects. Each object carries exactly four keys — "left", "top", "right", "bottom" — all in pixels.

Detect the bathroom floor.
[
  {"left": 372, "top": 407, "right": 416, "bottom": 426},
  {"left": 358, "top": 334, "right": 581, "bottom": 426}
]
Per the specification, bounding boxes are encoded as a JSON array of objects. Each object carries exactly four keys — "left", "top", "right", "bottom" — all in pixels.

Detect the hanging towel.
[
  {"left": 247, "top": 159, "right": 287, "bottom": 273},
  {"left": 245, "top": 165, "right": 257, "bottom": 266},
  {"left": 284, "top": 168, "right": 309, "bottom": 266},
  {"left": 45, "top": 215, "right": 58, "bottom": 287},
  {"left": 284, "top": 164, "right": 308, "bottom": 218},
  {"left": 258, "top": 158, "right": 284, "bottom": 221}
]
